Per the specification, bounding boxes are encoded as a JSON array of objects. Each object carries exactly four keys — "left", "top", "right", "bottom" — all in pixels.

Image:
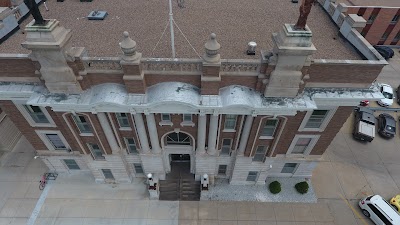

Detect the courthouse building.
[{"left": 0, "top": 0, "right": 387, "bottom": 199}]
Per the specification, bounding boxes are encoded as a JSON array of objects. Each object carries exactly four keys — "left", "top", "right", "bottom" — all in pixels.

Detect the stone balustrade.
[
  {"left": 220, "top": 59, "right": 260, "bottom": 75},
  {"left": 141, "top": 58, "right": 203, "bottom": 73},
  {"left": 81, "top": 57, "right": 123, "bottom": 72}
]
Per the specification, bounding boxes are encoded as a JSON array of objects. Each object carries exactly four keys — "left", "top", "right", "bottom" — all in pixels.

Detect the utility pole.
[{"left": 169, "top": 0, "right": 176, "bottom": 58}]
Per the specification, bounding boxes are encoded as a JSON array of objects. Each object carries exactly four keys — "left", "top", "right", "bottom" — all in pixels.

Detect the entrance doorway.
[{"left": 159, "top": 154, "right": 200, "bottom": 201}]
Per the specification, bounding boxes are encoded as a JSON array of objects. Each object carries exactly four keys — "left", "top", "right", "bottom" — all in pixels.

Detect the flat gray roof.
[{"left": 0, "top": 0, "right": 362, "bottom": 60}]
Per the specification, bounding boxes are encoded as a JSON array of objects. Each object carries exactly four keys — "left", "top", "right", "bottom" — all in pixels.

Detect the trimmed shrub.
[
  {"left": 295, "top": 181, "right": 309, "bottom": 194},
  {"left": 269, "top": 181, "right": 281, "bottom": 194}
]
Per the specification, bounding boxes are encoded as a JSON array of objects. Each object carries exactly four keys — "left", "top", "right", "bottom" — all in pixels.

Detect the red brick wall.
[
  {"left": 79, "top": 73, "right": 124, "bottom": 90},
  {"left": 0, "top": 58, "right": 37, "bottom": 78},
  {"left": 346, "top": 7, "right": 400, "bottom": 45},
  {"left": 220, "top": 76, "right": 258, "bottom": 89},
  {"left": 217, "top": 115, "right": 243, "bottom": 151},
  {"left": 307, "top": 63, "right": 383, "bottom": 84},
  {"left": 109, "top": 113, "right": 141, "bottom": 153},
  {"left": 0, "top": 0, "right": 11, "bottom": 7},
  {"left": 154, "top": 114, "right": 198, "bottom": 147}
]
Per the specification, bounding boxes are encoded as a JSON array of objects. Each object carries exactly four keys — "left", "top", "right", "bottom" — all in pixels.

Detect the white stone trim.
[
  {"left": 298, "top": 107, "right": 337, "bottom": 132},
  {"left": 13, "top": 101, "right": 56, "bottom": 127},
  {"left": 79, "top": 133, "right": 94, "bottom": 137},
  {"left": 35, "top": 130, "right": 71, "bottom": 151},
  {"left": 119, "top": 127, "right": 132, "bottom": 131},
  {"left": 286, "top": 135, "right": 320, "bottom": 157}
]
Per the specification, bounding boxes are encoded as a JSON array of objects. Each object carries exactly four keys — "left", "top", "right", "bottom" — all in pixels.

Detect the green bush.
[
  {"left": 295, "top": 181, "right": 309, "bottom": 194},
  {"left": 269, "top": 181, "right": 281, "bottom": 194}
]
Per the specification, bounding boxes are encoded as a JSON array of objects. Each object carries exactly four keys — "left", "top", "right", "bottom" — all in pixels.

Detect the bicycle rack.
[{"left": 45, "top": 172, "right": 58, "bottom": 181}]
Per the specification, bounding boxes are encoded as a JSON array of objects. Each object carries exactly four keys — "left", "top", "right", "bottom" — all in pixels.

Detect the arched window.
[{"left": 166, "top": 132, "right": 191, "bottom": 145}]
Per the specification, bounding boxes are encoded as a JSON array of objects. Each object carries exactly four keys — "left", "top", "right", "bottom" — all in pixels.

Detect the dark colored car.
[
  {"left": 377, "top": 113, "right": 396, "bottom": 138},
  {"left": 396, "top": 84, "right": 400, "bottom": 104},
  {"left": 374, "top": 46, "right": 394, "bottom": 60}
]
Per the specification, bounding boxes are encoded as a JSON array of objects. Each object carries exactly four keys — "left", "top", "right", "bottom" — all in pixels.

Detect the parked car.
[
  {"left": 377, "top": 83, "right": 394, "bottom": 107},
  {"left": 390, "top": 195, "right": 400, "bottom": 212},
  {"left": 396, "top": 85, "right": 400, "bottom": 104},
  {"left": 359, "top": 195, "right": 400, "bottom": 225},
  {"left": 377, "top": 113, "right": 396, "bottom": 138},
  {"left": 353, "top": 107, "right": 376, "bottom": 142},
  {"left": 374, "top": 45, "right": 394, "bottom": 60}
]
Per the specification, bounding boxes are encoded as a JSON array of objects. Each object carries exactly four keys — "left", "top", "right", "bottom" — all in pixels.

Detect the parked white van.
[{"left": 359, "top": 195, "right": 400, "bottom": 225}]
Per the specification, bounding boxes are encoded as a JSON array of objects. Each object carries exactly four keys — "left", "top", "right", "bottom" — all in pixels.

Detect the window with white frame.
[
  {"left": 287, "top": 135, "right": 320, "bottom": 156},
  {"left": 253, "top": 145, "right": 268, "bottom": 162},
  {"left": 246, "top": 171, "right": 258, "bottom": 181},
  {"left": 183, "top": 114, "right": 192, "bottom": 122},
  {"left": 261, "top": 119, "right": 279, "bottom": 137},
  {"left": 218, "top": 165, "right": 227, "bottom": 175},
  {"left": 23, "top": 105, "right": 49, "bottom": 123},
  {"left": 35, "top": 130, "right": 70, "bottom": 151},
  {"left": 220, "top": 138, "right": 232, "bottom": 155},
  {"left": 134, "top": 163, "right": 144, "bottom": 174},
  {"left": 63, "top": 159, "right": 80, "bottom": 170},
  {"left": 161, "top": 114, "right": 171, "bottom": 121},
  {"left": 116, "top": 113, "right": 130, "bottom": 128},
  {"left": 124, "top": 137, "right": 138, "bottom": 154},
  {"left": 224, "top": 115, "right": 237, "bottom": 130},
  {"left": 16, "top": 103, "right": 56, "bottom": 127},
  {"left": 299, "top": 108, "right": 336, "bottom": 131},
  {"left": 73, "top": 115, "right": 92, "bottom": 133},
  {"left": 88, "top": 143, "right": 105, "bottom": 160},
  {"left": 281, "top": 163, "right": 298, "bottom": 174},
  {"left": 45, "top": 134, "right": 67, "bottom": 150}
]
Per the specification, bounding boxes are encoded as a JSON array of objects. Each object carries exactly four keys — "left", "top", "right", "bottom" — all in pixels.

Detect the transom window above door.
[{"left": 166, "top": 132, "right": 191, "bottom": 145}]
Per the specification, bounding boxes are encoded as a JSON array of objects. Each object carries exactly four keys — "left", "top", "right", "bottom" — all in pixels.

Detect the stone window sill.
[
  {"left": 222, "top": 129, "right": 236, "bottom": 133},
  {"left": 79, "top": 133, "right": 94, "bottom": 137},
  {"left": 180, "top": 121, "right": 195, "bottom": 127},
  {"left": 259, "top": 136, "right": 274, "bottom": 140},
  {"left": 119, "top": 127, "right": 132, "bottom": 131},
  {"left": 159, "top": 121, "right": 173, "bottom": 126}
]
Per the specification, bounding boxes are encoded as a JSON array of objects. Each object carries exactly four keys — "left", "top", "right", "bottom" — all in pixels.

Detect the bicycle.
[
  {"left": 39, "top": 173, "right": 47, "bottom": 190},
  {"left": 39, "top": 172, "right": 58, "bottom": 190}
]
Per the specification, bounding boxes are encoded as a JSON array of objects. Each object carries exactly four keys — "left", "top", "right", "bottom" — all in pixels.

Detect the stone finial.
[
  {"left": 203, "top": 33, "right": 221, "bottom": 63},
  {"left": 119, "top": 31, "right": 139, "bottom": 61}
]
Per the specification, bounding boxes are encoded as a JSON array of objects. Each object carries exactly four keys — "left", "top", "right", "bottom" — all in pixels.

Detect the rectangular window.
[
  {"left": 63, "top": 159, "right": 80, "bottom": 170},
  {"left": 183, "top": 114, "right": 192, "bottom": 122},
  {"left": 367, "top": 14, "right": 377, "bottom": 23},
  {"left": 45, "top": 134, "right": 67, "bottom": 150},
  {"left": 393, "top": 31, "right": 400, "bottom": 42},
  {"left": 73, "top": 115, "right": 92, "bottom": 133},
  {"left": 391, "top": 15, "right": 400, "bottom": 24},
  {"left": 24, "top": 105, "right": 49, "bottom": 123},
  {"left": 224, "top": 115, "right": 237, "bottom": 130},
  {"left": 218, "top": 165, "right": 227, "bottom": 175},
  {"left": 161, "top": 114, "right": 171, "bottom": 121},
  {"left": 134, "top": 163, "right": 144, "bottom": 174},
  {"left": 124, "top": 138, "right": 138, "bottom": 154},
  {"left": 281, "top": 163, "right": 298, "bottom": 174},
  {"left": 253, "top": 146, "right": 268, "bottom": 162},
  {"left": 262, "top": 119, "right": 279, "bottom": 137},
  {"left": 88, "top": 143, "right": 105, "bottom": 160},
  {"left": 220, "top": 139, "right": 232, "bottom": 155},
  {"left": 305, "top": 110, "right": 329, "bottom": 129},
  {"left": 116, "top": 113, "right": 130, "bottom": 128},
  {"left": 246, "top": 171, "right": 258, "bottom": 181},
  {"left": 292, "top": 138, "right": 312, "bottom": 154},
  {"left": 101, "top": 169, "right": 115, "bottom": 180},
  {"left": 381, "top": 32, "right": 389, "bottom": 40}
]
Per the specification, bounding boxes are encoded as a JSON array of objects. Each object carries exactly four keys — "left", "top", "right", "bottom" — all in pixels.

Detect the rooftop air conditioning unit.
[{"left": 246, "top": 41, "right": 257, "bottom": 55}]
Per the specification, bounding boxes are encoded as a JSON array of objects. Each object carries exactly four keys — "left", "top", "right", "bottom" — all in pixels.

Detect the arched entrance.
[{"left": 160, "top": 131, "right": 199, "bottom": 200}]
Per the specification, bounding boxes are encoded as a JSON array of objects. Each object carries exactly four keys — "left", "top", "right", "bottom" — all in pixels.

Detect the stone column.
[
  {"left": 201, "top": 33, "right": 221, "bottom": 95},
  {"left": 97, "top": 112, "right": 120, "bottom": 153},
  {"left": 119, "top": 31, "right": 146, "bottom": 94},
  {"left": 21, "top": 20, "right": 82, "bottom": 94},
  {"left": 133, "top": 113, "right": 150, "bottom": 153},
  {"left": 207, "top": 115, "right": 219, "bottom": 155},
  {"left": 146, "top": 113, "right": 161, "bottom": 154},
  {"left": 264, "top": 24, "right": 316, "bottom": 97},
  {"left": 237, "top": 115, "right": 254, "bottom": 155},
  {"left": 197, "top": 114, "right": 207, "bottom": 154}
]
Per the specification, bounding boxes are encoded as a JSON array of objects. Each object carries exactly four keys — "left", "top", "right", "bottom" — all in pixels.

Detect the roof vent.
[
  {"left": 87, "top": 10, "right": 108, "bottom": 20},
  {"left": 291, "top": 0, "right": 299, "bottom": 3},
  {"left": 246, "top": 41, "right": 257, "bottom": 55}
]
